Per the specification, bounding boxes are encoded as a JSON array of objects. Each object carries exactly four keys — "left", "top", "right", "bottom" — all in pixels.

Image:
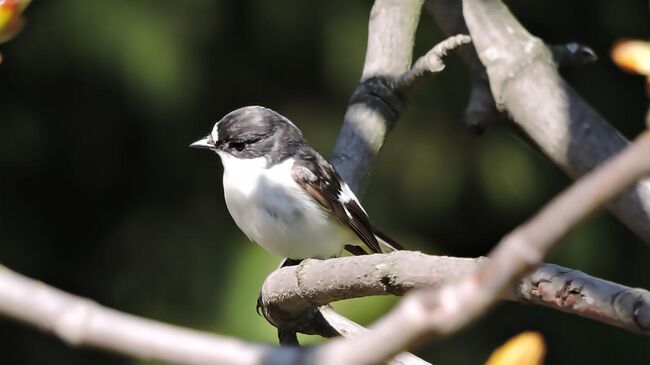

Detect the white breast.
[{"left": 218, "top": 154, "right": 353, "bottom": 259}]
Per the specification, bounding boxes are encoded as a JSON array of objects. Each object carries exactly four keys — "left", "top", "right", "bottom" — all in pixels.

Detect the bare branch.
[
  {"left": 461, "top": 41, "right": 596, "bottom": 134},
  {"left": 519, "top": 263, "right": 650, "bottom": 333},
  {"left": 260, "top": 252, "right": 650, "bottom": 335},
  {"left": 0, "top": 261, "right": 433, "bottom": 365},
  {"left": 392, "top": 34, "right": 472, "bottom": 93},
  {"left": 425, "top": 1, "right": 598, "bottom": 133},
  {"left": 0, "top": 265, "right": 312, "bottom": 365},
  {"left": 426, "top": 0, "right": 650, "bottom": 245},
  {"left": 331, "top": 0, "right": 424, "bottom": 192},
  {"left": 317, "top": 306, "right": 432, "bottom": 365},
  {"left": 331, "top": 30, "right": 470, "bottom": 192}
]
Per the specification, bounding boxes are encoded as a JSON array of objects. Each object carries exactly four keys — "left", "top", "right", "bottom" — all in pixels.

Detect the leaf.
[
  {"left": 0, "top": 0, "right": 30, "bottom": 44},
  {"left": 485, "top": 332, "right": 546, "bottom": 365},
  {"left": 0, "top": 0, "right": 18, "bottom": 30},
  {"left": 611, "top": 39, "right": 650, "bottom": 77}
]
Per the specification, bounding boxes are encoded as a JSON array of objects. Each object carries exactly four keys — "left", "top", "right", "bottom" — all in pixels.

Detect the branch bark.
[
  {"left": 261, "top": 252, "right": 650, "bottom": 336},
  {"left": 426, "top": 0, "right": 650, "bottom": 245},
  {"left": 0, "top": 265, "right": 301, "bottom": 365},
  {"left": 331, "top": 0, "right": 424, "bottom": 193}
]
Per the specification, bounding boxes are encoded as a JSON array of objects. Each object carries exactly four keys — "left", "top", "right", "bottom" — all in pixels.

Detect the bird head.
[{"left": 191, "top": 106, "right": 304, "bottom": 165}]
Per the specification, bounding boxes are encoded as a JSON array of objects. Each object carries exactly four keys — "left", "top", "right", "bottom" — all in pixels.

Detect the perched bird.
[{"left": 191, "top": 106, "right": 400, "bottom": 261}]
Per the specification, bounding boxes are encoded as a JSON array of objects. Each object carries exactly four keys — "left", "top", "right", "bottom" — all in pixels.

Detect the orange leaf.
[
  {"left": 612, "top": 39, "right": 650, "bottom": 76},
  {"left": 0, "top": 0, "right": 19, "bottom": 31},
  {"left": 0, "top": 0, "right": 29, "bottom": 44},
  {"left": 485, "top": 332, "right": 546, "bottom": 365}
]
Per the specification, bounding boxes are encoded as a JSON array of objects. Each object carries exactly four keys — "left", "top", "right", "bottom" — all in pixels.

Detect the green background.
[{"left": 0, "top": 0, "right": 648, "bottom": 364}]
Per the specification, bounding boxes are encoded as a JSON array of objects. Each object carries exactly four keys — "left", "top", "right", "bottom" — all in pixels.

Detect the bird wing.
[{"left": 291, "top": 150, "right": 381, "bottom": 254}]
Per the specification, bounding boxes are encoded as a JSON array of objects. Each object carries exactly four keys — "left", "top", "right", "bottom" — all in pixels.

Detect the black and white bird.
[{"left": 191, "top": 106, "right": 401, "bottom": 260}]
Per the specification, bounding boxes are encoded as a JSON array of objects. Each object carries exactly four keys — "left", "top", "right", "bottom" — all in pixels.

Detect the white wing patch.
[
  {"left": 338, "top": 183, "right": 366, "bottom": 217},
  {"left": 342, "top": 205, "right": 352, "bottom": 219},
  {"left": 338, "top": 183, "right": 355, "bottom": 202}
]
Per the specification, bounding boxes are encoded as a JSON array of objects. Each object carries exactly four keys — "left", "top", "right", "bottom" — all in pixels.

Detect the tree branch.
[
  {"left": 260, "top": 252, "right": 650, "bottom": 336},
  {"left": 426, "top": 0, "right": 650, "bottom": 245},
  {"left": 331, "top": 0, "right": 424, "bottom": 193},
  {"left": 425, "top": 0, "right": 597, "bottom": 134},
  {"left": 0, "top": 264, "right": 306, "bottom": 365},
  {"left": 391, "top": 34, "right": 472, "bottom": 93},
  {"left": 331, "top": 30, "right": 470, "bottom": 193}
]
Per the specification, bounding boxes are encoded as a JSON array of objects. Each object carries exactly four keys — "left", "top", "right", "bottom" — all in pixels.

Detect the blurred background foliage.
[{"left": 0, "top": 0, "right": 649, "bottom": 364}]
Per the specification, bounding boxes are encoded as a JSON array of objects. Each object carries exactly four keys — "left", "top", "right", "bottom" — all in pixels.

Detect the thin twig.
[{"left": 392, "top": 34, "right": 472, "bottom": 93}]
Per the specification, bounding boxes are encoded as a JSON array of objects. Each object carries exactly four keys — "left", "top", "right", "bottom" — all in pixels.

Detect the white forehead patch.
[{"left": 210, "top": 122, "right": 219, "bottom": 142}]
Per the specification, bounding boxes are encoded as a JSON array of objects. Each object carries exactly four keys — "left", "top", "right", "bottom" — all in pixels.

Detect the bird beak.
[{"left": 190, "top": 136, "right": 213, "bottom": 150}]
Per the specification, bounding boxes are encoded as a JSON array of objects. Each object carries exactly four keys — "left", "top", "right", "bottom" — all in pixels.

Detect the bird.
[{"left": 190, "top": 105, "right": 401, "bottom": 262}]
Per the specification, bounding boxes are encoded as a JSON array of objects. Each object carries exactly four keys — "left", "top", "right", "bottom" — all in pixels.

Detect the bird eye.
[{"left": 230, "top": 142, "right": 246, "bottom": 151}]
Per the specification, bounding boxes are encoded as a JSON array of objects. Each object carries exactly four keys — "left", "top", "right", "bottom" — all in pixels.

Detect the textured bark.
[
  {"left": 331, "top": 0, "right": 424, "bottom": 193},
  {"left": 426, "top": 0, "right": 650, "bottom": 245},
  {"left": 520, "top": 263, "right": 650, "bottom": 333},
  {"left": 261, "top": 252, "right": 650, "bottom": 335},
  {"left": 0, "top": 265, "right": 301, "bottom": 365}
]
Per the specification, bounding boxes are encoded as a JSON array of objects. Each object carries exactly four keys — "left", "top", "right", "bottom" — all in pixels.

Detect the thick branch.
[
  {"left": 316, "top": 306, "right": 432, "bottom": 365},
  {"left": 426, "top": 0, "right": 650, "bottom": 245},
  {"left": 425, "top": 0, "right": 597, "bottom": 133},
  {"left": 261, "top": 252, "right": 650, "bottom": 335},
  {"left": 331, "top": 31, "right": 470, "bottom": 193},
  {"left": 331, "top": 0, "right": 424, "bottom": 192},
  {"left": 0, "top": 265, "right": 308, "bottom": 365}
]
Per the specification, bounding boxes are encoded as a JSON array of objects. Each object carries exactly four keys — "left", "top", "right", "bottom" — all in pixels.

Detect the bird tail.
[
  {"left": 344, "top": 226, "right": 403, "bottom": 256},
  {"left": 373, "top": 226, "right": 403, "bottom": 252}
]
